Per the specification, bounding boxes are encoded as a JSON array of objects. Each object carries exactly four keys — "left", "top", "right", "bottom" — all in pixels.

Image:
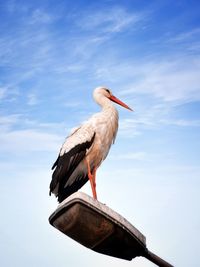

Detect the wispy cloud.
[
  {"left": 27, "top": 93, "right": 38, "bottom": 106},
  {"left": 0, "top": 86, "right": 19, "bottom": 103},
  {"left": 29, "top": 8, "right": 57, "bottom": 25},
  {"left": 167, "top": 27, "right": 200, "bottom": 44},
  {"left": 160, "top": 118, "right": 200, "bottom": 127},
  {"left": 109, "top": 151, "right": 147, "bottom": 161},
  {"left": 95, "top": 54, "right": 200, "bottom": 104},
  {"left": 119, "top": 118, "right": 147, "bottom": 137},
  {"left": 119, "top": 102, "right": 200, "bottom": 138},
  {"left": 0, "top": 87, "right": 7, "bottom": 100},
  {"left": 0, "top": 128, "right": 61, "bottom": 153},
  {"left": 78, "top": 6, "right": 144, "bottom": 33},
  {"left": 63, "top": 101, "right": 81, "bottom": 108},
  {"left": 0, "top": 114, "right": 21, "bottom": 130},
  {"left": 0, "top": 113, "right": 66, "bottom": 154},
  {"left": 124, "top": 57, "right": 200, "bottom": 103}
]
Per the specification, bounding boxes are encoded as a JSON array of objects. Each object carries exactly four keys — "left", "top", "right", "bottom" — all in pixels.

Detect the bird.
[{"left": 49, "top": 86, "right": 132, "bottom": 203}]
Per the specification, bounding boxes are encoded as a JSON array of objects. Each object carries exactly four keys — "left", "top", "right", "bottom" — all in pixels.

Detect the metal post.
[{"left": 143, "top": 249, "right": 174, "bottom": 267}]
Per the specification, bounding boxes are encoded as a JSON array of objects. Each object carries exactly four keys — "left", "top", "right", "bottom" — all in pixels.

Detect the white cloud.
[
  {"left": 78, "top": 7, "right": 143, "bottom": 33},
  {"left": 95, "top": 54, "right": 200, "bottom": 104},
  {"left": 118, "top": 118, "right": 144, "bottom": 137},
  {"left": 118, "top": 106, "right": 163, "bottom": 137},
  {"left": 0, "top": 128, "right": 62, "bottom": 153},
  {"left": 160, "top": 118, "right": 200, "bottom": 127},
  {"left": 53, "top": 63, "right": 85, "bottom": 74},
  {"left": 0, "top": 115, "right": 66, "bottom": 154},
  {"left": 118, "top": 104, "right": 200, "bottom": 138},
  {"left": 116, "top": 96, "right": 200, "bottom": 139},
  {"left": 109, "top": 151, "right": 147, "bottom": 161},
  {"left": 63, "top": 101, "right": 81, "bottom": 108},
  {"left": 0, "top": 87, "right": 7, "bottom": 100},
  {"left": 27, "top": 93, "right": 38, "bottom": 106},
  {"left": 29, "top": 9, "right": 56, "bottom": 25},
  {"left": 167, "top": 28, "right": 200, "bottom": 43},
  {"left": 138, "top": 59, "right": 200, "bottom": 103},
  {"left": 0, "top": 84, "right": 20, "bottom": 103},
  {"left": 0, "top": 114, "right": 21, "bottom": 126}
]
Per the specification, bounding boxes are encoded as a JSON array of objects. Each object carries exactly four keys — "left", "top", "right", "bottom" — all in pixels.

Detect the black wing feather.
[
  {"left": 49, "top": 132, "right": 95, "bottom": 202},
  {"left": 57, "top": 173, "right": 88, "bottom": 203}
]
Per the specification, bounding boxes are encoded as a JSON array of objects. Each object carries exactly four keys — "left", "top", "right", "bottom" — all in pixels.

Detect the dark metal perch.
[{"left": 49, "top": 192, "right": 173, "bottom": 267}]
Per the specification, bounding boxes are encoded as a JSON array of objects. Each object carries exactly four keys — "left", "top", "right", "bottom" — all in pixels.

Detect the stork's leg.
[
  {"left": 92, "top": 167, "right": 97, "bottom": 190},
  {"left": 85, "top": 159, "right": 97, "bottom": 200}
]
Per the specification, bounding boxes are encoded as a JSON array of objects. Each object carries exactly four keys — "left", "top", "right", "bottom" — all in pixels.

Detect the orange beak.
[{"left": 109, "top": 95, "right": 133, "bottom": 111}]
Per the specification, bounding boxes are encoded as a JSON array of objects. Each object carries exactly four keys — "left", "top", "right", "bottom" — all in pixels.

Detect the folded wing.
[{"left": 49, "top": 127, "right": 95, "bottom": 202}]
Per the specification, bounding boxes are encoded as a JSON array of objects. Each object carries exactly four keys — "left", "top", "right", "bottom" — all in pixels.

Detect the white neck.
[{"left": 93, "top": 93, "right": 115, "bottom": 111}]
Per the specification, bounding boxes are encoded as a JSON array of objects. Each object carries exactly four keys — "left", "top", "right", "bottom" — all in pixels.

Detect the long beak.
[{"left": 109, "top": 95, "right": 133, "bottom": 111}]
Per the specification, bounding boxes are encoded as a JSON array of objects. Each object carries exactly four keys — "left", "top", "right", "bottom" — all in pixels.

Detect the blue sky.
[{"left": 0, "top": 0, "right": 200, "bottom": 266}]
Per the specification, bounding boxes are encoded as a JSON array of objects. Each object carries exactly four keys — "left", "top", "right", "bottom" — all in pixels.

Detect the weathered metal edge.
[{"left": 49, "top": 192, "right": 146, "bottom": 247}]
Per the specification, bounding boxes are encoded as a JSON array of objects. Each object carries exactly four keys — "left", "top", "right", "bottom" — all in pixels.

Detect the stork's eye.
[{"left": 105, "top": 89, "right": 110, "bottom": 94}]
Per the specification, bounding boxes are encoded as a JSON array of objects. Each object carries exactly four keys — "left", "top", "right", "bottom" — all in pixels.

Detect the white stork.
[{"left": 49, "top": 87, "right": 132, "bottom": 202}]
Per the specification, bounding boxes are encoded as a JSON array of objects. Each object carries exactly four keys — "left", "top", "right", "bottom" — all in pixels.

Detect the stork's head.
[{"left": 93, "top": 86, "right": 133, "bottom": 111}]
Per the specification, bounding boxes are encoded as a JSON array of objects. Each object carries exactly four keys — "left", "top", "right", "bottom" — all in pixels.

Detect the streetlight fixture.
[{"left": 49, "top": 192, "right": 173, "bottom": 267}]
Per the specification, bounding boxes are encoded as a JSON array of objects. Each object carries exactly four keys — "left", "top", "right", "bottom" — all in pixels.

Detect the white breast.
[{"left": 88, "top": 106, "right": 119, "bottom": 163}]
